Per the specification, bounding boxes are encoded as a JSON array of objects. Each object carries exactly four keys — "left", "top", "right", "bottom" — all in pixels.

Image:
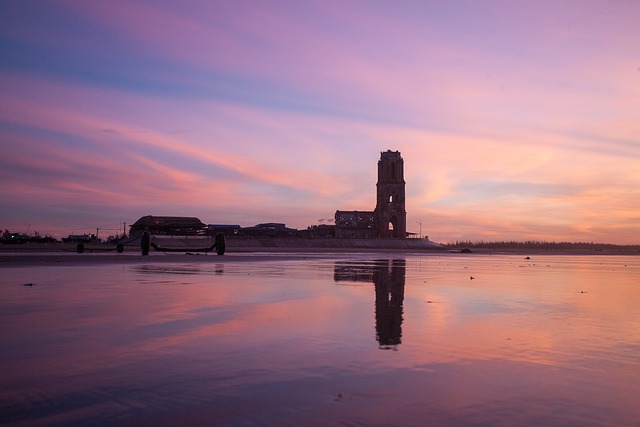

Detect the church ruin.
[{"left": 335, "top": 150, "right": 407, "bottom": 238}]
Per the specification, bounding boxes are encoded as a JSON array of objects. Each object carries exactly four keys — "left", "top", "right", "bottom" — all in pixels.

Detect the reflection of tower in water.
[
  {"left": 374, "top": 259, "right": 406, "bottom": 349},
  {"left": 333, "top": 259, "right": 406, "bottom": 349}
]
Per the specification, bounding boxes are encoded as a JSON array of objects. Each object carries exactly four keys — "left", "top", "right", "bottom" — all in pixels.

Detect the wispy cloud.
[{"left": 1, "top": 1, "right": 639, "bottom": 242}]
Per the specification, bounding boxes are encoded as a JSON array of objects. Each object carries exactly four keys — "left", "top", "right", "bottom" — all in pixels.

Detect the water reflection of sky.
[{"left": 1, "top": 255, "right": 640, "bottom": 425}]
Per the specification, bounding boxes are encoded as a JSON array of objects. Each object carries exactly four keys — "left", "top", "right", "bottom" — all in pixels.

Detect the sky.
[{"left": 1, "top": 0, "right": 639, "bottom": 243}]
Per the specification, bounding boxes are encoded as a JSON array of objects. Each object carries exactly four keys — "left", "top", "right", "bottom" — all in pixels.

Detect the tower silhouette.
[{"left": 375, "top": 150, "right": 406, "bottom": 238}]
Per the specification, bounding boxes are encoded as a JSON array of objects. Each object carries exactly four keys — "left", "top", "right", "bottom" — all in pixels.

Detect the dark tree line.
[{"left": 446, "top": 240, "right": 640, "bottom": 252}]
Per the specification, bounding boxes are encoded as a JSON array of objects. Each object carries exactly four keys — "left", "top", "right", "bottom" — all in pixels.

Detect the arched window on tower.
[
  {"left": 387, "top": 215, "right": 399, "bottom": 237},
  {"left": 390, "top": 161, "right": 396, "bottom": 180}
]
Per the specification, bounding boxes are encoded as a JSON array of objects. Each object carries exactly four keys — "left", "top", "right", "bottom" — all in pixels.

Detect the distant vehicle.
[
  {"left": 0, "top": 233, "right": 29, "bottom": 244},
  {"left": 0, "top": 233, "right": 57, "bottom": 244}
]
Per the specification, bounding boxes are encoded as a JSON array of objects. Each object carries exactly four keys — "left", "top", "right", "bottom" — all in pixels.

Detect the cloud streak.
[{"left": 1, "top": 1, "right": 639, "bottom": 243}]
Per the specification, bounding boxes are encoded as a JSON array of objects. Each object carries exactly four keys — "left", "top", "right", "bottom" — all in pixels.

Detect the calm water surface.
[{"left": 1, "top": 254, "right": 640, "bottom": 426}]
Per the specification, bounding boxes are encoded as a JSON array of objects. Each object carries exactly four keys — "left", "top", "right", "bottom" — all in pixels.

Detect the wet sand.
[
  {"left": 0, "top": 239, "right": 448, "bottom": 267},
  {"left": 2, "top": 254, "right": 640, "bottom": 426},
  {"left": 0, "top": 247, "right": 441, "bottom": 267},
  {"left": 1, "top": 243, "right": 637, "bottom": 268}
]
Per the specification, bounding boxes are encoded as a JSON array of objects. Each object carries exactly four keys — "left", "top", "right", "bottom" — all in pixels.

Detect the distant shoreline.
[
  {"left": 1, "top": 237, "right": 639, "bottom": 254},
  {"left": 0, "top": 237, "right": 445, "bottom": 253},
  {"left": 0, "top": 238, "right": 638, "bottom": 267}
]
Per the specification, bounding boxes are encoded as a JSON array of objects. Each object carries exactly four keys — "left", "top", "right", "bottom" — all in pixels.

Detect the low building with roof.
[
  {"left": 206, "top": 224, "right": 242, "bottom": 237},
  {"left": 238, "top": 223, "right": 297, "bottom": 238}
]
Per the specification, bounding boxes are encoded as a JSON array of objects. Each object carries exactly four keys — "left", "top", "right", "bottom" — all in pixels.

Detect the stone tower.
[{"left": 375, "top": 150, "right": 406, "bottom": 238}]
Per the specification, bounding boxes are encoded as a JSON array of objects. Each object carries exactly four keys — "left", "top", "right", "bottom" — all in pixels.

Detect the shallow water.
[{"left": 1, "top": 254, "right": 640, "bottom": 426}]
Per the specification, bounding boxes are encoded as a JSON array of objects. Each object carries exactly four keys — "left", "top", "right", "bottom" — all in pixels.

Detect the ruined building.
[{"left": 335, "top": 150, "right": 407, "bottom": 238}]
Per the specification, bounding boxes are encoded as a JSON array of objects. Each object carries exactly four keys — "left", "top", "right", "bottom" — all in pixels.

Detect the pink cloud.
[
  {"left": 0, "top": 79, "right": 346, "bottom": 198},
  {"left": 2, "top": 1, "right": 640, "bottom": 242}
]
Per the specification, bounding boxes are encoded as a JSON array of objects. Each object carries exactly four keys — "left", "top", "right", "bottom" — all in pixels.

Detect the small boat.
[{"left": 141, "top": 232, "right": 225, "bottom": 256}]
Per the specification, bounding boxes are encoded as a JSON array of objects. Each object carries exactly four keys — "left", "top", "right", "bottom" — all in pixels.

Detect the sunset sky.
[{"left": 1, "top": 1, "right": 639, "bottom": 243}]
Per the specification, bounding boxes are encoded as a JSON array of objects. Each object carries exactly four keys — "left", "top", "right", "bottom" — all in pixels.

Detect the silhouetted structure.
[
  {"left": 334, "top": 211, "right": 377, "bottom": 238},
  {"left": 375, "top": 150, "right": 407, "bottom": 238},
  {"left": 62, "top": 234, "right": 95, "bottom": 243},
  {"left": 335, "top": 150, "right": 407, "bottom": 238},
  {"left": 334, "top": 259, "right": 406, "bottom": 349},
  {"left": 238, "top": 223, "right": 297, "bottom": 238},
  {"left": 300, "top": 224, "right": 336, "bottom": 238},
  {"left": 129, "top": 215, "right": 206, "bottom": 237},
  {"left": 206, "top": 224, "right": 241, "bottom": 237}
]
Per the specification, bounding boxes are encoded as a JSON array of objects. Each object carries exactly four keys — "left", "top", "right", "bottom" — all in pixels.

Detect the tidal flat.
[{"left": 1, "top": 253, "right": 640, "bottom": 426}]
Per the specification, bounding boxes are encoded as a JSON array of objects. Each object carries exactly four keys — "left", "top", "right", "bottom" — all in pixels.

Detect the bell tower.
[{"left": 375, "top": 150, "right": 406, "bottom": 238}]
